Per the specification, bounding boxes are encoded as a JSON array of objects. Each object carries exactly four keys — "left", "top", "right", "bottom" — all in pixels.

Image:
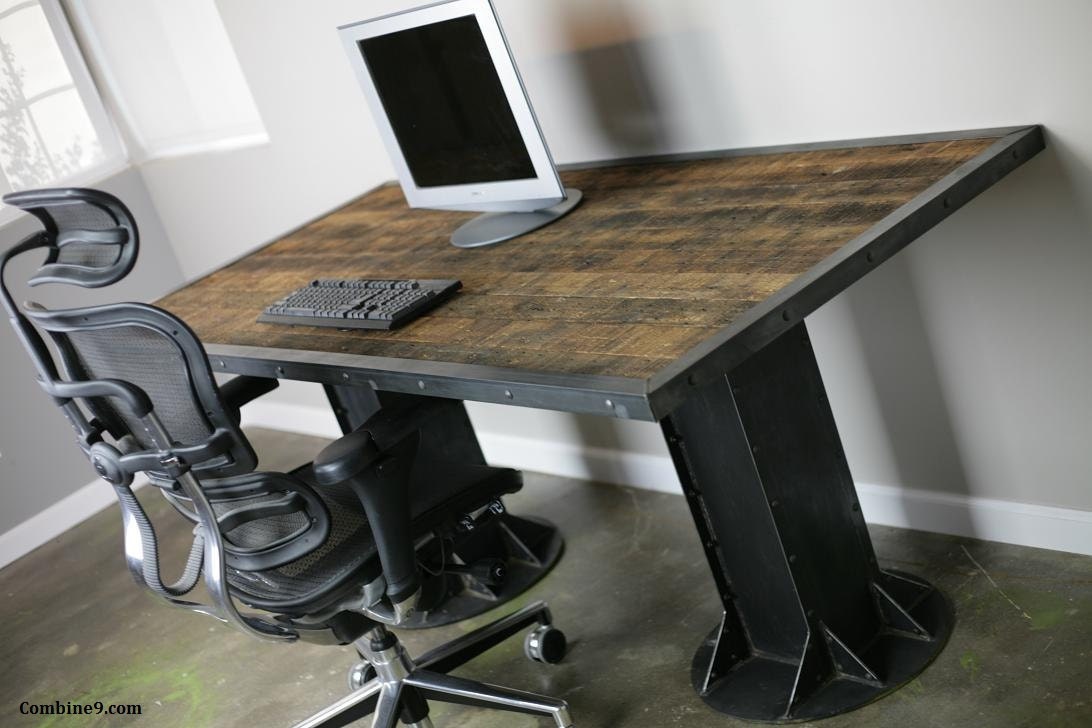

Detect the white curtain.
[{"left": 68, "top": 0, "right": 267, "bottom": 159}]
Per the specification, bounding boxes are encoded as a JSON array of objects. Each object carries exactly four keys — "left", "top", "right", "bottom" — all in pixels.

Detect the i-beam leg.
[{"left": 662, "top": 322, "right": 953, "bottom": 721}]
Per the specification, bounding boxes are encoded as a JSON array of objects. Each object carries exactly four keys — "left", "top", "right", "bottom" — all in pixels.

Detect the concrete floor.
[{"left": 2, "top": 427, "right": 1089, "bottom": 728}]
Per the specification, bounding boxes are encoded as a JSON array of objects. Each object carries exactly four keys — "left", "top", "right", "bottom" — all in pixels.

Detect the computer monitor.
[{"left": 338, "top": 0, "right": 580, "bottom": 248}]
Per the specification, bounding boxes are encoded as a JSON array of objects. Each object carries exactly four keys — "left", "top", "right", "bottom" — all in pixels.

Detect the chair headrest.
[{"left": 2, "top": 187, "right": 139, "bottom": 288}]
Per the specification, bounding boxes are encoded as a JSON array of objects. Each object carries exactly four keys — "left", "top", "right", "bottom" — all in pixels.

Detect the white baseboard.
[
  {"left": 477, "top": 431, "right": 683, "bottom": 494},
  {"left": 241, "top": 399, "right": 343, "bottom": 439},
  {"left": 846, "top": 481, "right": 1091, "bottom": 556},
  {"left": 479, "top": 431, "right": 1091, "bottom": 556},
  {"left": 240, "top": 401, "right": 1091, "bottom": 556},
  {"left": 3, "top": 399, "right": 1081, "bottom": 571},
  {"left": 0, "top": 477, "right": 142, "bottom": 570}
]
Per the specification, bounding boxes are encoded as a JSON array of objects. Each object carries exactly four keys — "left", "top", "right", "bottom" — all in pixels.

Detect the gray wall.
[
  {"left": 0, "top": 168, "right": 183, "bottom": 533},
  {"left": 9, "top": 0, "right": 1085, "bottom": 540},
  {"left": 125, "top": 0, "right": 1090, "bottom": 512}
]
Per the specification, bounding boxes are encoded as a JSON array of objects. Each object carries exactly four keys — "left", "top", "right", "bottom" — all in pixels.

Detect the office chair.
[{"left": 0, "top": 188, "right": 573, "bottom": 728}]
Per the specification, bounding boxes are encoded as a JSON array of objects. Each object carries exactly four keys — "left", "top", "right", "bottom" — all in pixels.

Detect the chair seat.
[{"left": 225, "top": 458, "right": 522, "bottom": 613}]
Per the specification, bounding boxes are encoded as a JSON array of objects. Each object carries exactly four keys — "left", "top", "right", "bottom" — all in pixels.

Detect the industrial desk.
[{"left": 158, "top": 125, "right": 1044, "bottom": 722}]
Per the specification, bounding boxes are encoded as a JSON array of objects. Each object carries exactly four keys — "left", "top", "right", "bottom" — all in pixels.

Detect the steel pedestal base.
[
  {"left": 400, "top": 513, "right": 565, "bottom": 630},
  {"left": 691, "top": 569, "right": 953, "bottom": 722},
  {"left": 663, "top": 322, "right": 955, "bottom": 722}
]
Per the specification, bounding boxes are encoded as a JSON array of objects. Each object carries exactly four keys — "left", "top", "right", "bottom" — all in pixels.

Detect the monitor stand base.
[{"left": 450, "top": 188, "right": 583, "bottom": 248}]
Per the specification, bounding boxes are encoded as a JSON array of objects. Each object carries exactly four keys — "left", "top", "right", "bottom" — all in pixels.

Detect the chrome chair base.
[{"left": 294, "top": 601, "right": 572, "bottom": 728}]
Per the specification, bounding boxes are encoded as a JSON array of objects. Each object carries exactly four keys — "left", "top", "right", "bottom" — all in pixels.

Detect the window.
[{"left": 0, "top": 0, "right": 124, "bottom": 200}]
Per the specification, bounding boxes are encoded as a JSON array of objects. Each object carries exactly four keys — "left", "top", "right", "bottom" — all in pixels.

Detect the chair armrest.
[
  {"left": 220, "top": 375, "right": 279, "bottom": 422},
  {"left": 312, "top": 428, "right": 382, "bottom": 482},
  {"left": 42, "top": 377, "right": 152, "bottom": 416},
  {"left": 313, "top": 427, "right": 421, "bottom": 620}
]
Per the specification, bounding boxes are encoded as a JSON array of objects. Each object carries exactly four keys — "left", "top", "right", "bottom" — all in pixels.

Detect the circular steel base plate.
[{"left": 690, "top": 571, "right": 954, "bottom": 723}]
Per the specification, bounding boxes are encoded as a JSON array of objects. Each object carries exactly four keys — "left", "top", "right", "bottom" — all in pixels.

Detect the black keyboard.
[{"left": 258, "top": 278, "right": 461, "bottom": 330}]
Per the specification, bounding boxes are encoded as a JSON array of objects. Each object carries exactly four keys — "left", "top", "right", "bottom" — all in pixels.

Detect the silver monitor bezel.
[{"left": 338, "top": 0, "right": 564, "bottom": 213}]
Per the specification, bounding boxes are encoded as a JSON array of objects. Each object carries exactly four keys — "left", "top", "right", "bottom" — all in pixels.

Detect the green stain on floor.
[
  {"left": 959, "top": 651, "right": 980, "bottom": 682},
  {"left": 27, "top": 651, "right": 215, "bottom": 728},
  {"left": 1029, "top": 605, "right": 1070, "bottom": 631},
  {"left": 1006, "top": 586, "right": 1083, "bottom": 632},
  {"left": 891, "top": 677, "right": 926, "bottom": 701}
]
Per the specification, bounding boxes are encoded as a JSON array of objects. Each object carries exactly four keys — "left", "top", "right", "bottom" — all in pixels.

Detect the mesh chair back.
[
  {"left": 63, "top": 325, "right": 213, "bottom": 446},
  {"left": 29, "top": 301, "right": 258, "bottom": 477}
]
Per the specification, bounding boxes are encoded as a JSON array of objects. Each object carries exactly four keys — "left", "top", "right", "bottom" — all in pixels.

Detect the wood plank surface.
[{"left": 157, "top": 137, "right": 995, "bottom": 381}]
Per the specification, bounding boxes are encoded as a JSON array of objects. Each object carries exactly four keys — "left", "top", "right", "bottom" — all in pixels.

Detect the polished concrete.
[{"left": 2, "top": 428, "right": 1089, "bottom": 728}]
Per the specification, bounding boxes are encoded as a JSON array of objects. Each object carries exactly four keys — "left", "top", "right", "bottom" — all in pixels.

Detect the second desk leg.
[
  {"left": 662, "top": 322, "right": 953, "bottom": 722},
  {"left": 324, "top": 385, "right": 486, "bottom": 464},
  {"left": 323, "top": 385, "right": 564, "bottom": 629}
]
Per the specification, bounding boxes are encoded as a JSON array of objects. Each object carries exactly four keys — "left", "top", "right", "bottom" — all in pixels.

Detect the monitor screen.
[{"left": 357, "top": 15, "right": 536, "bottom": 188}]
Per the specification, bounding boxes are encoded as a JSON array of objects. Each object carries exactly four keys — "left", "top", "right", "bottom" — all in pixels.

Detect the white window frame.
[{"left": 0, "top": 0, "right": 127, "bottom": 223}]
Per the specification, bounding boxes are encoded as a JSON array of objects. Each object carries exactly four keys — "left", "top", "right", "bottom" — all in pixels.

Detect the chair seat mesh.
[
  {"left": 223, "top": 476, "right": 378, "bottom": 605},
  {"left": 214, "top": 460, "right": 522, "bottom": 612}
]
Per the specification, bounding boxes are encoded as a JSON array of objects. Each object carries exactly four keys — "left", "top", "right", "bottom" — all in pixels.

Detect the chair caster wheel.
[
  {"left": 525, "top": 625, "right": 566, "bottom": 664},
  {"left": 348, "top": 661, "right": 375, "bottom": 690}
]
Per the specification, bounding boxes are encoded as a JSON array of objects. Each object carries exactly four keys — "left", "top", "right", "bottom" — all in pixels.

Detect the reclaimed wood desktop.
[{"left": 158, "top": 125, "right": 1044, "bottom": 722}]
